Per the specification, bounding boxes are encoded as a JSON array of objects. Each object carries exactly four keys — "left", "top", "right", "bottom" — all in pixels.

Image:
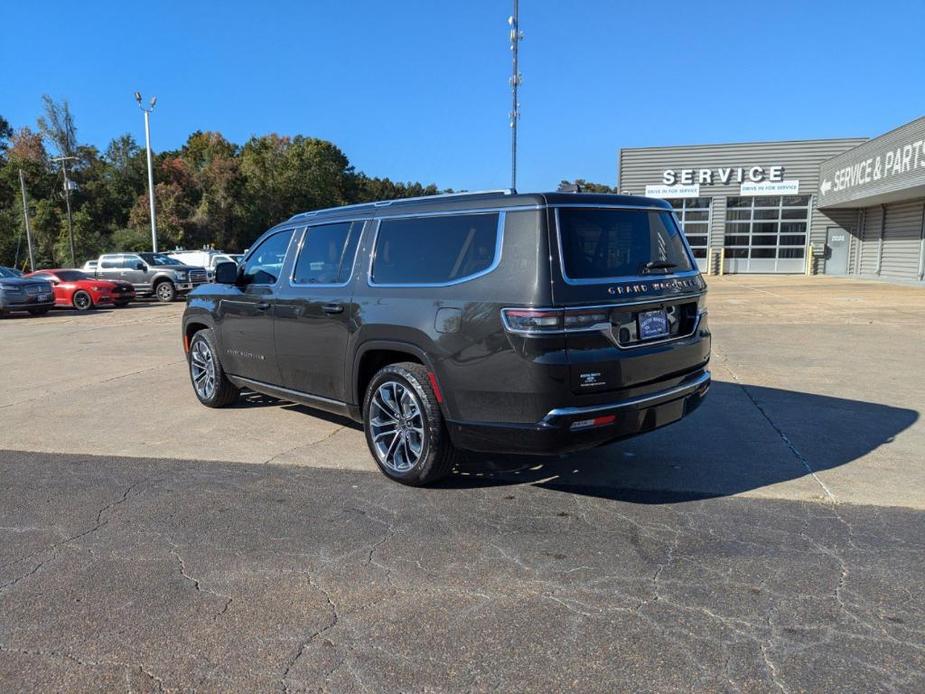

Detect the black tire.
[
  {"left": 154, "top": 280, "right": 176, "bottom": 302},
  {"left": 188, "top": 328, "right": 239, "bottom": 408},
  {"left": 72, "top": 290, "right": 93, "bottom": 311},
  {"left": 362, "top": 362, "right": 459, "bottom": 486},
  {"left": 28, "top": 307, "right": 51, "bottom": 316}
]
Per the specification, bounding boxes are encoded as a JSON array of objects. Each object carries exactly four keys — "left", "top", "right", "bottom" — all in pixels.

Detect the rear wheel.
[
  {"left": 72, "top": 291, "right": 93, "bottom": 311},
  {"left": 155, "top": 280, "right": 176, "bottom": 302},
  {"left": 363, "top": 362, "right": 459, "bottom": 485},
  {"left": 188, "top": 328, "right": 239, "bottom": 407}
]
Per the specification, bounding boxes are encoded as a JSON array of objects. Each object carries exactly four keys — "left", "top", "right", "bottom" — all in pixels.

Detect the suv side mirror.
[
  {"left": 214, "top": 261, "right": 239, "bottom": 284},
  {"left": 135, "top": 262, "right": 146, "bottom": 270}
]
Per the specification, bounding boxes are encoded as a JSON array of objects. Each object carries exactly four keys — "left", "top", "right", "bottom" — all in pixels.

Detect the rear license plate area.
[{"left": 637, "top": 309, "right": 669, "bottom": 340}]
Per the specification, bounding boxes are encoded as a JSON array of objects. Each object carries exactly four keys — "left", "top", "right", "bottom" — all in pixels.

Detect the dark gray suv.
[{"left": 182, "top": 191, "right": 711, "bottom": 485}]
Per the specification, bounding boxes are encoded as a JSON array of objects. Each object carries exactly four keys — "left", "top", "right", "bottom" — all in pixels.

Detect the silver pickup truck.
[{"left": 95, "top": 252, "right": 208, "bottom": 302}]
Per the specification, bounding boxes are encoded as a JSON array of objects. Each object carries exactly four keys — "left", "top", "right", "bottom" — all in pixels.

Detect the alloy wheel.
[
  {"left": 190, "top": 338, "right": 217, "bottom": 400},
  {"left": 74, "top": 292, "right": 91, "bottom": 310},
  {"left": 369, "top": 380, "right": 425, "bottom": 473}
]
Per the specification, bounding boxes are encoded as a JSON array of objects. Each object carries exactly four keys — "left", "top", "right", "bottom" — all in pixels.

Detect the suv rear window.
[
  {"left": 371, "top": 213, "right": 500, "bottom": 285},
  {"left": 557, "top": 208, "right": 694, "bottom": 281}
]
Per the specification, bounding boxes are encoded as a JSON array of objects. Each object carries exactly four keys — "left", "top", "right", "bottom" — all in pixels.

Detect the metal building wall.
[
  {"left": 858, "top": 206, "right": 883, "bottom": 276},
  {"left": 880, "top": 200, "right": 925, "bottom": 281},
  {"left": 618, "top": 139, "right": 866, "bottom": 272}
]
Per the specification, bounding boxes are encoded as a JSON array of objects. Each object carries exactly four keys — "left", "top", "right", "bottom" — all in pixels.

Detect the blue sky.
[{"left": 2, "top": 0, "right": 923, "bottom": 193}]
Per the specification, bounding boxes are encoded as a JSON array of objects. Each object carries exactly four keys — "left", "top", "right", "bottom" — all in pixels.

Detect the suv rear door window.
[
  {"left": 371, "top": 213, "right": 500, "bottom": 285},
  {"left": 292, "top": 221, "right": 362, "bottom": 285},
  {"left": 557, "top": 208, "right": 694, "bottom": 281}
]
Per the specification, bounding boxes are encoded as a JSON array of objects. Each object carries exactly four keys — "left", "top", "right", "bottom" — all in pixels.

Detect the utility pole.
[
  {"left": 135, "top": 92, "right": 158, "bottom": 252},
  {"left": 51, "top": 155, "right": 78, "bottom": 267},
  {"left": 508, "top": 0, "right": 523, "bottom": 192},
  {"left": 18, "top": 169, "right": 35, "bottom": 272}
]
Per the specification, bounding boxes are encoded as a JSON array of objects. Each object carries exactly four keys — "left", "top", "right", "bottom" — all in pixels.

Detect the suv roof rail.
[{"left": 288, "top": 188, "right": 516, "bottom": 221}]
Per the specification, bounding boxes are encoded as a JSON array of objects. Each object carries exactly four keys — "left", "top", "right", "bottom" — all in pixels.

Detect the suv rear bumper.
[{"left": 446, "top": 370, "right": 710, "bottom": 455}]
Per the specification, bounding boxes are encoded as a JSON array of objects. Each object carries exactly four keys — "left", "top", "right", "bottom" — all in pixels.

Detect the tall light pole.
[
  {"left": 50, "top": 155, "right": 78, "bottom": 267},
  {"left": 135, "top": 91, "right": 158, "bottom": 252},
  {"left": 18, "top": 169, "right": 36, "bottom": 272},
  {"left": 508, "top": 1, "right": 523, "bottom": 192}
]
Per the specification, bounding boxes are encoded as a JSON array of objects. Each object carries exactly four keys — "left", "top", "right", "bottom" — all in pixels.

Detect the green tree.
[
  {"left": 559, "top": 179, "right": 618, "bottom": 194},
  {"left": 37, "top": 95, "right": 78, "bottom": 159}
]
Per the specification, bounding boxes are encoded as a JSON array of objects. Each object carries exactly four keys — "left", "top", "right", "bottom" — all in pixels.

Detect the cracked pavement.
[
  {"left": 1, "top": 277, "right": 924, "bottom": 691},
  {"left": 1, "top": 451, "right": 923, "bottom": 692}
]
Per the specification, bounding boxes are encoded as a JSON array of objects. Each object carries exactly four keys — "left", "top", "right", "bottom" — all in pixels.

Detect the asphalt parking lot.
[{"left": 2, "top": 276, "right": 924, "bottom": 692}]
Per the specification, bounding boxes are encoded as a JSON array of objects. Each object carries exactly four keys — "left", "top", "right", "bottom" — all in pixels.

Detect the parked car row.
[{"left": 2, "top": 249, "right": 242, "bottom": 317}]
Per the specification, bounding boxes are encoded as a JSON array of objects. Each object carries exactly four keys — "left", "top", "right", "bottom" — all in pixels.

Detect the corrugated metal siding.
[
  {"left": 859, "top": 206, "right": 882, "bottom": 276},
  {"left": 847, "top": 209, "right": 862, "bottom": 273},
  {"left": 618, "top": 139, "right": 866, "bottom": 273},
  {"left": 880, "top": 200, "right": 925, "bottom": 281}
]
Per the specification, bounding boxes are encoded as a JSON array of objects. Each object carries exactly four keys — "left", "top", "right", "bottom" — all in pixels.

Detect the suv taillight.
[{"left": 501, "top": 308, "right": 610, "bottom": 335}]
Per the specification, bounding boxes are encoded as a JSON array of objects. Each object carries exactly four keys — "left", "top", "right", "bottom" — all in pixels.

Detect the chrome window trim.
[
  {"left": 288, "top": 219, "right": 368, "bottom": 288},
  {"left": 541, "top": 370, "right": 711, "bottom": 424},
  {"left": 551, "top": 203, "right": 674, "bottom": 212},
  {"left": 552, "top": 207, "right": 700, "bottom": 286},
  {"left": 367, "top": 210, "right": 507, "bottom": 288}
]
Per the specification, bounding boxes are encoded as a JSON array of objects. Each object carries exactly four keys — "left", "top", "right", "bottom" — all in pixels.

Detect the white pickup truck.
[{"left": 168, "top": 250, "right": 242, "bottom": 281}]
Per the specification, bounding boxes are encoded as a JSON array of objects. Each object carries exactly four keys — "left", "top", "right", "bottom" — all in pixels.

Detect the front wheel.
[
  {"left": 188, "top": 328, "right": 239, "bottom": 407},
  {"left": 72, "top": 291, "right": 93, "bottom": 311},
  {"left": 363, "top": 362, "right": 459, "bottom": 486},
  {"left": 155, "top": 280, "right": 176, "bottom": 302}
]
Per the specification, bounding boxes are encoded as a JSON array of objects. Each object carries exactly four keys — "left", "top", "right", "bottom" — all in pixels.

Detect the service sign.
[
  {"left": 818, "top": 116, "right": 925, "bottom": 207},
  {"left": 645, "top": 184, "right": 700, "bottom": 199},
  {"left": 740, "top": 180, "right": 800, "bottom": 196}
]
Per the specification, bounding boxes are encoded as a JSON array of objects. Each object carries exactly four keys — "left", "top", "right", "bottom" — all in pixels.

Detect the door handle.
[
  {"left": 256, "top": 302, "right": 271, "bottom": 311},
  {"left": 322, "top": 303, "right": 344, "bottom": 314}
]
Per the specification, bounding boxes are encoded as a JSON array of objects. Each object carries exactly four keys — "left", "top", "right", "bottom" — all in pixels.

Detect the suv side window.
[
  {"left": 241, "top": 229, "right": 296, "bottom": 286},
  {"left": 371, "top": 213, "right": 500, "bottom": 285},
  {"left": 292, "top": 221, "right": 362, "bottom": 285}
]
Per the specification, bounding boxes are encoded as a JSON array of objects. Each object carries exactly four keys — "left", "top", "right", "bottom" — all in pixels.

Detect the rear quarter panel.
[{"left": 350, "top": 208, "right": 558, "bottom": 422}]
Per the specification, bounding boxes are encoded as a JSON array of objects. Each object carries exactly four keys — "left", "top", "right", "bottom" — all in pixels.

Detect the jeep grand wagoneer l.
[{"left": 182, "top": 190, "right": 711, "bottom": 485}]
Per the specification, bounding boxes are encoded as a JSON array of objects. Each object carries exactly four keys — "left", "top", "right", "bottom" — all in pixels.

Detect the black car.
[{"left": 182, "top": 191, "right": 711, "bottom": 485}]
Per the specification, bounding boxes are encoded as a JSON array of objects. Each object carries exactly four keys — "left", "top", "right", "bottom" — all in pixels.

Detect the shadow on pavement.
[
  {"left": 438, "top": 381, "right": 919, "bottom": 504},
  {"left": 210, "top": 381, "right": 918, "bottom": 505}
]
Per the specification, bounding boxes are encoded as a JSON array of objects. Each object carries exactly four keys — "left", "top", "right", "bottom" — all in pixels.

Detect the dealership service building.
[{"left": 618, "top": 115, "right": 925, "bottom": 281}]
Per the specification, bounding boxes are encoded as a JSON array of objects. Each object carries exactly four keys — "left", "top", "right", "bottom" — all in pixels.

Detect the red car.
[{"left": 24, "top": 269, "right": 135, "bottom": 310}]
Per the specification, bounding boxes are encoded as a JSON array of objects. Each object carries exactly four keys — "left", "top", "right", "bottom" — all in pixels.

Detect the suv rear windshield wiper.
[{"left": 641, "top": 260, "right": 678, "bottom": 273}]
